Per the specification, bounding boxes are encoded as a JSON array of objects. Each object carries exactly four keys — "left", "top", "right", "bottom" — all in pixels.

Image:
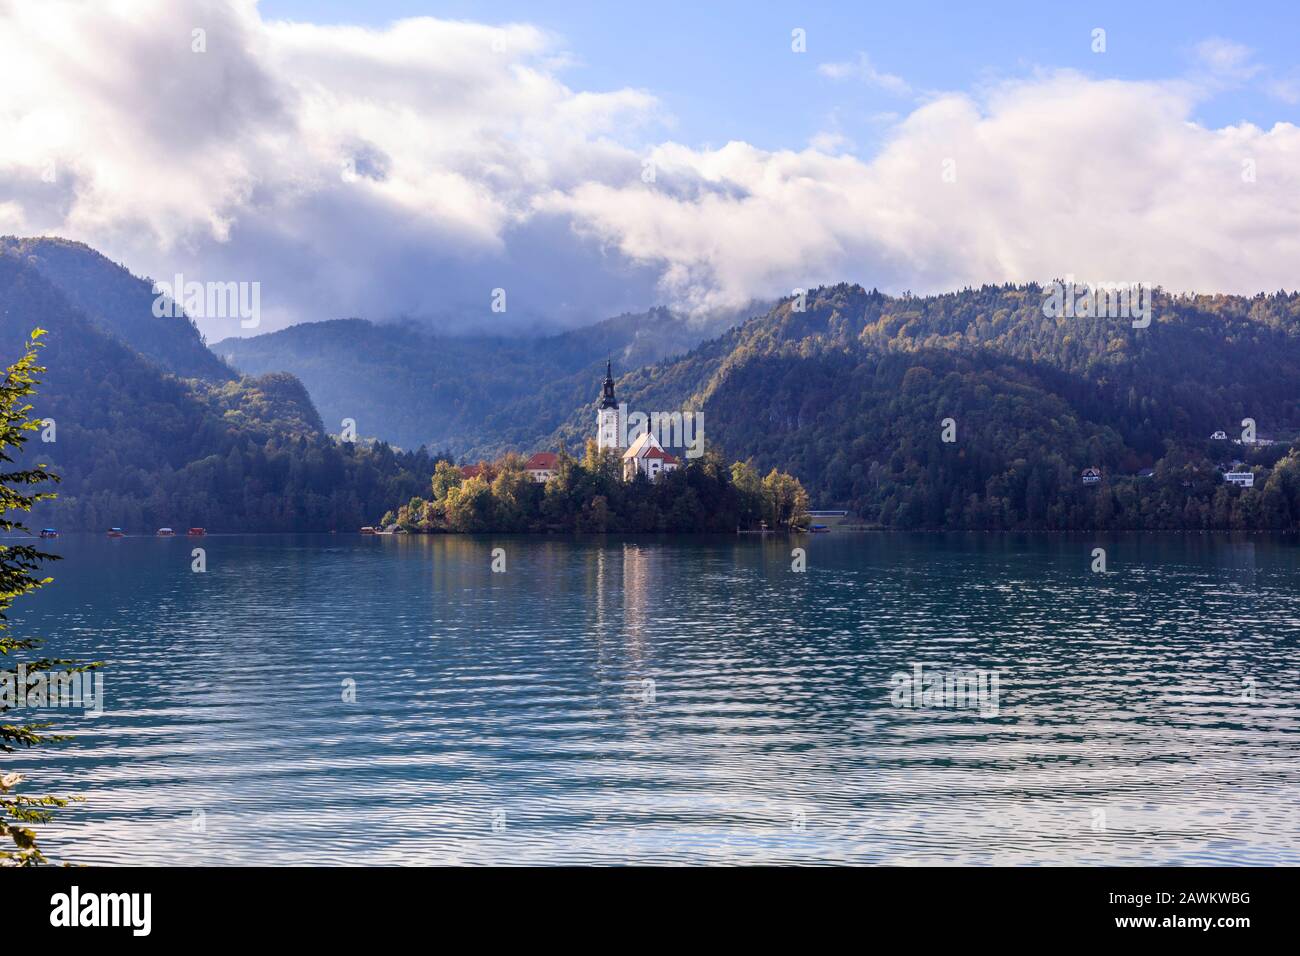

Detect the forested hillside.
[
  {"left": 0, "top": 249, "right": 438, "bottom": 532},
  {"left": 0, "top": 236, "right": 234, "bottom": 381},
  {"left": 546, "top": 284, "right": 1300, "bottom": 530},
  {"left": 215, "top": 306, "right": 743, "bottom": 454}
]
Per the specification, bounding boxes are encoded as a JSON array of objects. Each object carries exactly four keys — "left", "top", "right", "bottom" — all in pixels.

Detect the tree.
[
  {"left": 1, "top": 330, "right": 94, "bottom": 866},
  {"left": 730, "top": 460, "right": 763, "bottom": 528},
  {"left": 431, "top": 460, "right": 462, "bottom": 503},
  {"left": 761, "top": 468, "right": 811, "bottom": 530},
  {"left": 444, "top": 476, "right": 495, "bottom": 532}
]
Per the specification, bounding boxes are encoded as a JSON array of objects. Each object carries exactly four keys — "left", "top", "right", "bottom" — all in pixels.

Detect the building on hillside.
[
  {"left": 622, "top": 430, "right": 681, "bottom": 481},
  {"left": 460, "top": 464, "right": 487, "bottom": 480},
  {"left": 1081, "top": 467, "right": 1102, "bottom": 485},
  {"left": 1224, "top": 471, "right": 1254, "bottom": 487},
  {"left": 525, "top": 452, "right": 559, "bottom": 483},
  {"left": 1210, "top": 430, "right": 1228, "bottom": 441}
]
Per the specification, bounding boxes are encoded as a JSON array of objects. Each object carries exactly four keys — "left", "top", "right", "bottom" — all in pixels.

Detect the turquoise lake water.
[{"left": 9, "top": 532, "right": 1299, "bottom": 865}]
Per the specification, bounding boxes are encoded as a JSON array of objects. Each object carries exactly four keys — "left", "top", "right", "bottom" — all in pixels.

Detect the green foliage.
[
  {"left": 389, "top": 449, "right": 808, "bottom": 534},
  {"left": 0, "top": 330, "right": 90, "bottom": 866}
]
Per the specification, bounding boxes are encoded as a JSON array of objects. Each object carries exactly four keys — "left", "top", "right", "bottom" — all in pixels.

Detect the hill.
[
  {"left": 0, "top": 246, "right": 437, "bottom": 531},
  {"left": 541, "top": 284, "right": 1300, "bottom": 529},
  {"left": 0, "top": 236, "right": 234, "bottom": 381},
  {"left": 214, "top": 307, "right": 745, "bottom": 455}
]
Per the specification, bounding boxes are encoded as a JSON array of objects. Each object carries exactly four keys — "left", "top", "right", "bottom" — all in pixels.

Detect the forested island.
[{"left": 379, "top": 445, "right": 810, "bottom": 534}]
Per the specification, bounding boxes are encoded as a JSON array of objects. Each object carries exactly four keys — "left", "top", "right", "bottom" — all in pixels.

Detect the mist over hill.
[{"left": 214, "top": 305, "right": 748, "bottom": 454}]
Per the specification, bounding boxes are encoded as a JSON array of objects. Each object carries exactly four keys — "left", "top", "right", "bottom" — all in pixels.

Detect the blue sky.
[{"left": 261, "top": 0, "right": 1300, "bottom": 153}]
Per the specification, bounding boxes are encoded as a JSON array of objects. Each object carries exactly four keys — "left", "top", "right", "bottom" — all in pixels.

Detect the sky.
[{"left": 2, "top": 0, "right": 1299, "bottom": 338}]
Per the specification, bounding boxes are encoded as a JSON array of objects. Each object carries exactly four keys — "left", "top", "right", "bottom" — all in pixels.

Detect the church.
[{"left": 596, "top": 362, "right": 682, "bottom": 481}]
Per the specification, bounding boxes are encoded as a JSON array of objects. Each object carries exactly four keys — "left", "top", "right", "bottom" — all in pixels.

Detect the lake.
[{"left": 9, "top": 532, "right": 1300, "bottom": 865}]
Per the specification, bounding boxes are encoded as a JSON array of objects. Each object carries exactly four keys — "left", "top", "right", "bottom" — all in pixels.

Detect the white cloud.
[
  {"left": 818, "top": 53, "right": 911, "bottom": 95},
  {"left": 1192, "top": 37, "right": 1262, "bottom": 82},
  {"left": 545, "top": 73, "right": 1300, "bottom": 313},
  {"left": 0, "top": 4, "right": 1297, "bottom": 337},
  {"left": 1266, "top": 72, "right": 1300, "bottom": 105},
  {"left": 0, "top": 0, "right": 664, "bottom": 333}
]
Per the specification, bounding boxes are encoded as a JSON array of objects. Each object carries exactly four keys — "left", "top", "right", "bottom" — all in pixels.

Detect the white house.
[
  {"left": 1210, "top": 430, "right": 1228, "bottom": 440},
  {"left": 1224, "top": 471, "right": 1254, "bottom": 487},
  {"left": 1081, "top": 467, "right": 1102, "bottom": 485}
]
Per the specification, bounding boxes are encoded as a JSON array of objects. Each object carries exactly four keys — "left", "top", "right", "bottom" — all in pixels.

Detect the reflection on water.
[{"left": 10, "top": 532, "right": 1300, "bottom": 865}]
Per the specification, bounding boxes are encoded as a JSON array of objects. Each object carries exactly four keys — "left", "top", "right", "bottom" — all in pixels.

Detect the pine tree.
[{"left": 1, "top": 330, "right": 95, "bottom": 866}]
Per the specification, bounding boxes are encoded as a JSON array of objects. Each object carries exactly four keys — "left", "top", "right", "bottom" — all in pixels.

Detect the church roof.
[
  {"left": 525, "top": 452, "right": 559, "bottom": 470},
  {"left": 622, "top": 430, "right": 663, "bottom": 459},
  {"left": 622, "top": 431, "right": 680, "bottom": 464}
]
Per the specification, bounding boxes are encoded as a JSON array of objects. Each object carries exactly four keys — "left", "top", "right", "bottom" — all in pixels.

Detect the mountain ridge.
[{"left": 0, "top": 235, "right": 235, "bottom": 382}]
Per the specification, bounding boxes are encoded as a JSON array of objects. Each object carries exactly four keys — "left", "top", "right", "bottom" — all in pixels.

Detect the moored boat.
[
  {"left": 187, "top": 527, "right": 206, "bottom": 536},
  {"left": 39, "top": 528, "right": 58, "bottom": 538},
  {"left": 359, "top": 526, "right": 377, "bottom": 535},
  {"left": 107, "top": 527, "right": 126, "bottom": 537},
  {"left": 156, "top": 527, "right": 175, "bottom": 536}
]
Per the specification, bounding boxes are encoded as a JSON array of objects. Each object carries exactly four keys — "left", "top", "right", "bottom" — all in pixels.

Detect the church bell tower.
[{"left": 597, "top": 359, "right": 624, "bottom": 451}]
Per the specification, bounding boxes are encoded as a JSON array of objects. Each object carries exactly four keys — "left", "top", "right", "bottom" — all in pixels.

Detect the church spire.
[{"left": 600, "top": 358, "right": 618, "bottom": 409}]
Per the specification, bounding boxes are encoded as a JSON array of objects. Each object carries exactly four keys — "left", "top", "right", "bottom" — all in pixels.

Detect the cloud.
[
  {"left": 1267, "top": 74, "right": 1300, "bottom": 105},
  {"left": 544, "top": 73, "right": 1300, "bottom": 313},
  {"left": 0, "top": 0, "right": 664, "bottom": 334},
  {"left": 1192, "top": 37, "right": 1262, "bottom": 82},
  {"left": 0, "top": 3, "right": 1298, "bottom": 337},
  {"left": 818, "top": 53, "right": 911, "bottom": 95}
]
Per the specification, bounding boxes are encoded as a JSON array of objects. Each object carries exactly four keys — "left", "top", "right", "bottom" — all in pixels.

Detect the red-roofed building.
[
  {"left": 460, "top": 464, "right": 487, "bottom": 480},
  {"left": 525, "top": 452, "right": 560, "bottom": 483}
]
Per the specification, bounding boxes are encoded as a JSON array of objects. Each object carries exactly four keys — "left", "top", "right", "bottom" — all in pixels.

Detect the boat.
[
  {"left": 39, "top": 528, "right": 58, "bottom": 538},
  {"left": 107, "top": 528, "right": 126, "bottom": 538},
  {"left": 187, "top": 527, "right": 206, "bottom": 536},
  {"left": 359, "top": 526, "right": 377, "bottom": 535},
  {"left": 156, "top": 527, "right": 175, "bottom": 537},
  {"left": 809, "top": 524, "right": 830, "bottom": 533}
]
